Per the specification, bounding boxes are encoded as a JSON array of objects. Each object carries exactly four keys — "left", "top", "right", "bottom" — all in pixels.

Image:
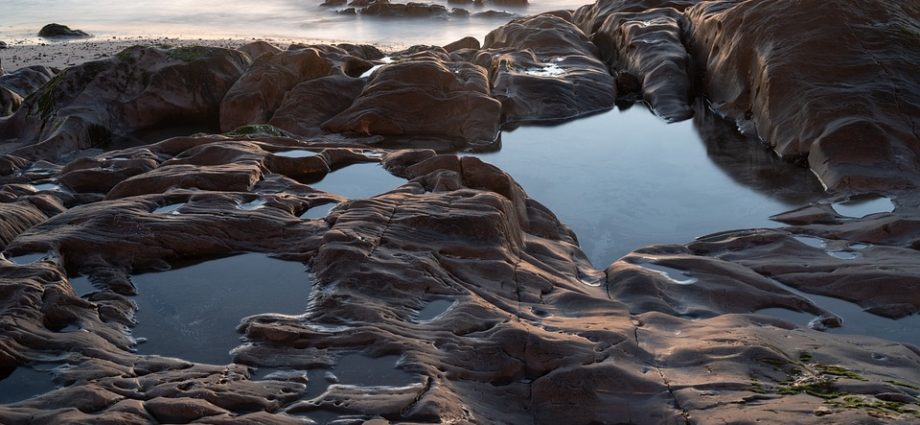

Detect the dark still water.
[{"left": 476, "top": 105, "right": 825, "bottom": 267}]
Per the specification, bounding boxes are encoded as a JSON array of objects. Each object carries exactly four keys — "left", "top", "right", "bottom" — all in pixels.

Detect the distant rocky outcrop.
[{"left": 37, "top": 23, "right": 91, "bottom": 39}]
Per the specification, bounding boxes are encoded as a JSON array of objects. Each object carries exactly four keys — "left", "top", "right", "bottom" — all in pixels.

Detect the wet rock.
[
  {"left": 0, "top": 46, "right": 249, "bottom": 161},
  {"left": 443, "top": 36, "right": 481, "bottom": 52},
  {"left": 322, "top": 0, "right": 348, "bottom": 5},
  {"left": 220, "top": 48, "right": 333, "bottom": 132},
  {"left": 573, "top": 0, "right": 699, "bottom": 34},
  {"left": 144, "top": 397, "right": 229, "bottom": 423},
  {"left": 472, "top": 10, "right": 517, "bottom": 19},
  {"left": 0, "top": 66, "right": 57, "bottom": 117},
  {"left": 359, "top": 0, "right": 450, "bottom": 17},
  {"left": 323, "top": 57, "right": 502, "bottom": 145},
  {"left": 237, "top": 40, "right": 282, "bottom": 62},
  {"left": 0, "top": 88, "right": 21, "bottom": 117},
  {"left": 592, "top": 7, "right": 693, "bottom": 121},
  {"left": 38, "top": 23, "right": 90, "bottom": 39},
  {"left": 269, "top": 74, "right": 366, "bottom": 137},
  {"left": 0, "top": 201, "right": 49, "bottom": 250},
  {"left": 686, "top": 0, "right": 920, "bottom": 191},
  {"left": 0, "top": 66, "right": 57, "bottom": 99},
  {"left": 0, "top": 41, "right": 7, "bottom": 49},
  {"left": 488, "top": 0, "right": 527, "bottom": 6},
  {"left": 480, "top": 14, "right": 617, "bottom": 123}
]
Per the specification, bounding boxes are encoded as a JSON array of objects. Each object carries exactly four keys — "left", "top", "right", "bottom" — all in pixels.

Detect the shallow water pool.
[
  {"left": 476, "top": 105, "right": 826, "bottom": 267},
  {"left": 131, "top": 253, "right": 313, "bottom": 364}
]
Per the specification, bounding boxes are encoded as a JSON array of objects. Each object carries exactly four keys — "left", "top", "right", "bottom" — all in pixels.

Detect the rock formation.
[{"left": 1, "top": 0, "right": 920, "bottom": 423}]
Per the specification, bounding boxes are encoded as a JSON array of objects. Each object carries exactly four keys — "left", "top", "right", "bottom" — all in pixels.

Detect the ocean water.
[{"left": 0, "top": 0, "right": 592, "bottom": 46}]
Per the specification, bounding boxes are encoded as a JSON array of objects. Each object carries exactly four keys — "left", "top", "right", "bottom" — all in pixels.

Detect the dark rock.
[
  {"left": 0, "top": 46, "right": 249, "bottom": 161},
  {"left": 0, "top": 65, "right": 57, "bottom": 98},
  {"left": 480, "top": 14, "right": 617, "bottom": 123},
  {"left": 38, "top": 23, "right": 90, "bottom": 38},
  {"left": 592, "top": 7, "right": 693, "bottom": 121},
  {"left": 359, "top": 0, "right": 450, "bottom": 17},
  {"left": 472, "top": 10, "right": 516, "bottom": 18},
  {"left": 323, "top": 56, "right": 502, "bottom": 144},
  {"left": 443, "top": 36, "right": 481, "bottom": 52},
  {"left": 686, "top": 0, "right": 920, "bottom": 191},
  {"left": 488, "top": 0, "right": 527, "bottom": 6},
  {"left": 269, "top": 74, "right": 366, "bottom": 137},
  {"left": 220, "top": 48, "right": 333, "bottom": 132}
]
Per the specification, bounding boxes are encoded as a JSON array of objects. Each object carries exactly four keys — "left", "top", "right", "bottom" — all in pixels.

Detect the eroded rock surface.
[
  {"left": 686, "top": 0, "right": 920, "bottom": 190},
  {"left": 1, "top": 0, "right": 920, "bottom": 423},
  {"left": 0, "top": 46, "right": 249, "bottom": 161},
  {"left": 480, "top": 14, "right": 617, "bottom": 123}
]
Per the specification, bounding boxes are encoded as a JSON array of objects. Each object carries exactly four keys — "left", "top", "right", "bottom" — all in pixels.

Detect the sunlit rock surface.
[
  {"left": 1, "top": 0, "right": 920, "bottom": 422},
  {"left": 686, "top": 0, "right": 920, "bottom": 191}
]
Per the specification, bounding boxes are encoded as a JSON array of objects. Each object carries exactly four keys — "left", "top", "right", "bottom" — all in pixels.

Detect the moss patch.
[
  {"left": 829, "top": 395, "right": 920, "bottom": 419},
  {"left": 167, "top": 46, "right": 216, "bottom": 62}
]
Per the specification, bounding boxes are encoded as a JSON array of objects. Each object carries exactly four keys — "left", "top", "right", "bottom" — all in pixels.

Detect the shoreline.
[{"left": 0, "top": 35, "right": 410, "bottom": 71}]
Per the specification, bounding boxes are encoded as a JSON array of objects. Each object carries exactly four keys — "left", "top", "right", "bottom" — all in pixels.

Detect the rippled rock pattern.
[
  {"left": 0, "top": 46, "right": 249, "bottom": 161},
  {"left": 687, "top": 0, "right": 920, "bottom": 191},
  {"left": 479, "top": 14, "right": 618, "bottom": 123},
  {"left": 1, "top": 0, "right": 920, "bottom": 423}
]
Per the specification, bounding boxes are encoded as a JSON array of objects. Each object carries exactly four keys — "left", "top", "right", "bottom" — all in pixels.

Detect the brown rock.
[
  {"left": 144, "top": 397, "right": 228, "bottom": 424},
  {"left": 220, "top": 48, "right": 333, "bottom": 132},
  {"left": 323, "top": 57, "right": 502, "bottom": 144},
  {"left": 268, "top": 74, "right": 366, "bottom": 137},
  {"left": 686, "top": 0, "right": 920, "bottom": 191},
  {"left": 481, "top": 15, "right": 617, "bottom": 123},
  {"left": 0, "top": 46, "right": 248, "bottom": 161}
]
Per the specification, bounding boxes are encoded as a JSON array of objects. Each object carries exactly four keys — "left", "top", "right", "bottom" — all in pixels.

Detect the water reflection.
[
  {"left": 475, "top": 104, "right": 825, "bottom": 267},
  {"left": 131, "top": 253, "right": 312, "bottom": 364}
]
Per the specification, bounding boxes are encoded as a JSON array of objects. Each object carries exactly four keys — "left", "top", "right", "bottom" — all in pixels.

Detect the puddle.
[
  {"left": 274, "top": 150, "right": 315, "bottom": 158},
  {"left": 131, "top": 253, "right": 312, "bottom": 364},
  {"left": 827, "top": 250, "right": 861, "bottom": 260},
  {"left": 793, "top": 235, "right": 863, "bottom": 260},
  {"left": 152, "top": 203, "right": 185, "bottom": 215},
  {"left": 301, "top": 202, "right": 339, "bottom": 219},
  {"left": 416, "top": 299, "right": 454, "bottom": 322},
  {"left": 310, "top": 163, "right": 405, "bottom": 199},
  {"left": 522, "top": 63, "right": 565, "bottom": 77},
  {"left": 832, "top": 196, "right": 895, "bottom": 218},
  {"left": 237, "top": 198, "right": 267, "bottom": 210},
  {"left": 32, "top": 183, "right": 63, "bottom": 192},
  {"left": 69, "top": 276, "right": 97, "bottom": 297},
  {"left": 793, "top": 236, "right": 827, "bottom": 249},
  {"left": 0, "top": 366, "right": 58, "bottom": 404},
  {"left": 255, "top": 354, "right": 415, "bottom": 403},
  {"left": 4, "top": 252, "right": 50, "bottom": 265},
  {"left": 474, "top": 105, "right": 825, "bottom": 267},
  {"left": 632, "top": 260, "right": 697, "bottom": 285},
  {"left": 755, "top": 279, "right": 920, "bottom": 346}
]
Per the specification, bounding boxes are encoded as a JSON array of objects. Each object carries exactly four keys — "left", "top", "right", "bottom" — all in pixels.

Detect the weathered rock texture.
[
  {"left": 1, "top": 0, "right": 920, "bottom": 423},
  {"left": 480, "top": 14, "right": 617, "bottom": 123},
  {"left": 686, "top": 0, "right": 920, "bottom": 190},
  {"left": 0, "top": 46, "right": 249, "bottom": 161},
  {"left": 323, "top": 54, "right": 503, "bottom": 144}
]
